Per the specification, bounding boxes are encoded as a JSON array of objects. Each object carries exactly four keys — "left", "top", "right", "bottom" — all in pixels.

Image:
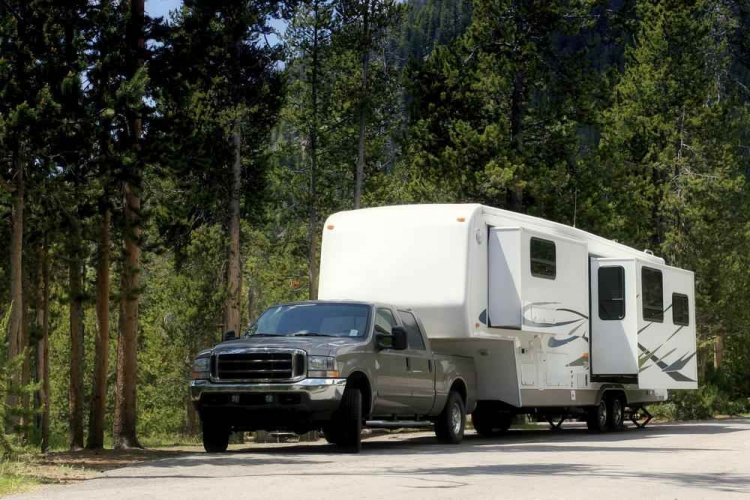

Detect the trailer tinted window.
[
  {"left": 672, "top": 293, "right": 690, "bottom": 326},
  {"left": 642, "top": 267, "right": 664, "bottom": 322},
  {"left": 598, "top": 266, "right": 625, "bottom": 320},
  {"left": 530, "top": 237, "right": 556, "bottom": 279},
  {"left": 398, "top": 311, "right": 426, "bottom": 350}
]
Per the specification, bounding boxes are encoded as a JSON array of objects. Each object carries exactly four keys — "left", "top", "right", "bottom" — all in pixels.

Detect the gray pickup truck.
[{"left": 190, "top": 300, "right": 476, "bottom": 452}]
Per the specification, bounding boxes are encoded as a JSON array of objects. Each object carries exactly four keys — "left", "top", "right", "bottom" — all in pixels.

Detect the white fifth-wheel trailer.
[{"left": 317, "top": 204, "right": 697, "bottom": 433}]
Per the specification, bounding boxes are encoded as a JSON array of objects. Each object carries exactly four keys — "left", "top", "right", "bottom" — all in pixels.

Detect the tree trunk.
[
  {"left": 714, "top": 329, "right": 725, "bottom": 369},
  {"left": 88, "top": 207, "right": 110, "bottom": 449},
  {"left": 509, "top": 68, "right": 525, "bottom": 211},
  {"left": 226, "top": 116, "right": 242, "bottom": 336},
  {"left": 20, "top": 272, "right": 30, "bottom": 439},
  {"left": 9, "top": 147, "right": 24, "bottom": 362},
  {"left": 68, "top": 235, "right": 85, "bottom": 450},
  {"left": 114, "top": 0, "right": 144, "bottom": 450},
  {"left": 36, "top": 241, "right": 50, "bottom": 452},
  {"left": 308, "top": 0, "right": 320, "bottom": 300},
  {"left": 354, "top": 0, "right": 371, "bottom": 210}
]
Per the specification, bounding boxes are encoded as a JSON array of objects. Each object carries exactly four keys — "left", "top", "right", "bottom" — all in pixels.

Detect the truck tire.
[
  {"left": 607, "top": 394, "right": 625, "bottom": 432},
  {"left": 322, "top": 425, "right": 341, "bottom": 445},
  {"left": 337, "top": 387, "right": 362, "bottom": 453},
  {"left": 471, "top": 406, "right": 512, "bottom": 437},
  {"left": 202, "top": 419, "right": 230, "bottom": 453},
  {"left": 587, "top": 397, "right": 609, "bottom": 433},
  {"left": 435, "top": 391, "right": 466, "bottom": 444}
]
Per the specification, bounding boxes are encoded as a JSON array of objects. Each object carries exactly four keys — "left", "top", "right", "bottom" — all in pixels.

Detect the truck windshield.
[{"left": 245, "top": 303, "right": 371, "bottom": 338}]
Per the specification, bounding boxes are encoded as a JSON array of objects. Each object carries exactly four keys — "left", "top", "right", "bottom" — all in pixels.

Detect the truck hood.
[{"left": 211, "top": 335, "right": 364, "bottom": 357}]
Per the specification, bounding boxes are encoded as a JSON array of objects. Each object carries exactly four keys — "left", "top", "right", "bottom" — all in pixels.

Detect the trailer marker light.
[
  {"left": 457, "top": 217, "right": 466, "bottom": 222},
  {"left": 327, "top": 225, "right": 334, "bottom": 230},
  {"left": 582, "top": 352, "right": 589, "bottom": 358}
]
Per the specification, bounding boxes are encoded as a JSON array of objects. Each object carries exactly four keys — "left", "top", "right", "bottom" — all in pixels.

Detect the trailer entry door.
[{"left": 590, "top": 258, "right": 638, "bottom": 376}]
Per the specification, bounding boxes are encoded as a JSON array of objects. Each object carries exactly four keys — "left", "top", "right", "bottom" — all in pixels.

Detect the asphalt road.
[{"left": 11, "top": 419, "right": 750, "bottom": 500}]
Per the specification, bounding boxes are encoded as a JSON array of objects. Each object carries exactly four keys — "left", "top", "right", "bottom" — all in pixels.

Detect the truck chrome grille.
[{"left": 213, "top": 350, "right": 305, "bottom": 382}]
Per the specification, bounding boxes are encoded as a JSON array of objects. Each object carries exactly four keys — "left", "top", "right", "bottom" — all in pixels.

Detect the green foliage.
[{"left": 652, "top": 385, "right": 749, "bottom": 421}]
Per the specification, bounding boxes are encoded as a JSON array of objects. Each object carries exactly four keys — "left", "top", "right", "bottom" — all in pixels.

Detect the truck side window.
[
  {"left": 375, "top": 308, "right": 396, "bottom": 335},
  {"left": 642, "top": 267, "right": 664, "bottom": 323},
  {"left": 398, "top": 311, "right": 426, "bottom": 350}
]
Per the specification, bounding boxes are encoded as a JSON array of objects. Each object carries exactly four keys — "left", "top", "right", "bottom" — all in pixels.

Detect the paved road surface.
[{"left": 11, "top": 420, "right": 750, "bottom": 499}]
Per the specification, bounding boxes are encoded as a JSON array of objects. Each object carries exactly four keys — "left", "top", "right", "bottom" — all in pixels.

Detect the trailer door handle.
[
  {"left": 406, "top": 357, "right": 411, "bottom": 371},
  {"left": 428, "top": 360, "right": 432, "bottom": 373}
]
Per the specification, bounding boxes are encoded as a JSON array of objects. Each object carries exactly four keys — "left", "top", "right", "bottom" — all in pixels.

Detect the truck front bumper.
[{"left": 190, "top": 378, "right": 347, "bottom": 430}]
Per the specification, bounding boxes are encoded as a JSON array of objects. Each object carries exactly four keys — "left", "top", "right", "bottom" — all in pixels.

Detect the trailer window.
[
  {"left": 398, "top": 311, "right": 426, "bottom": 350},
  {"left": 598, "top": 266, "right": 625, "bottom": 320},
  {"left": 672, "top": 293, "right": 690, "bottom": 326},
  {"left": 530, "top": 237, "right": 556, "bottom": 279},
  {"left": 642, "top": 267, "right": 664, "bottom": 322}
]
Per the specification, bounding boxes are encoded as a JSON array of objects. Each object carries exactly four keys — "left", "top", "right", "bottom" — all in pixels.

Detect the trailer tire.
[
  {"left": 607, "top": 394, "right": 625, "bottom": 432},
  {"left": 202, "top": 419, "right": 230, "bottom": 453},
  {"left": 336, "top": 387, "right": 362, "bottom": 453},
  {"left": 435, "top": 391, "right": 466, "bottom": 444},
  {"left": 587, "top": 398, "right": 609, "bottom": 433}
]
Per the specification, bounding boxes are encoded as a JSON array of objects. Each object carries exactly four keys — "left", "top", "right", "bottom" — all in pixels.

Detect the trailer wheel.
[
  {"left": 336, "top": 387, "right": 362, "bottom": 453},
  {"left": 435, "top": 391, "right": 466, "bottom": 444},
  {"left": 587, "top": 398, "right": 609, "bottom": 433},
  {"left": 607, "top": 395, "right": 625, "bottom": 432},
  {"left": 202, "top": 418, "right": 230, "bottom": 453}
]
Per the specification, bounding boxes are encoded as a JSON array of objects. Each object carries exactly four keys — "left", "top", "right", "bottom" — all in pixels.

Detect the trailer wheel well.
[
  {"left": 346, "top": 372, "right": 372, "bottom": 418},
  {"left": 603, "top": 388, "right": 627, "bottom": 406},
  {"left": 450, "top": 379, "right": 468, "bottom": 405}
]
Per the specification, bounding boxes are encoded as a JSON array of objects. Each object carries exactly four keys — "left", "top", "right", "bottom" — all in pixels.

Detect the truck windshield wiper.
[
  {"left": 290, "top": 332, "right": 334, "bottom": 337},
  {"left": 250, "top": 333, "right": 283, "bottom": 337}
]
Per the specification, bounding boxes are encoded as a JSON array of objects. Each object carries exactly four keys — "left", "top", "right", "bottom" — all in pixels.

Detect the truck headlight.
[
  {"left": 191, "top": 357, "right": 211, "bottom": 380},
  {"left": 307, "top": 356, "right": 339, "bottom": 378}
]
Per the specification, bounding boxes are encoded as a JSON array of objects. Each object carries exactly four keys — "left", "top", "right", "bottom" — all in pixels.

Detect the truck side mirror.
[
  {"left": 223, "top": 330, "right": 237, "bottom": 341},
  {"left": 391, "top": 326, "right": 408, "bottom": 351}
]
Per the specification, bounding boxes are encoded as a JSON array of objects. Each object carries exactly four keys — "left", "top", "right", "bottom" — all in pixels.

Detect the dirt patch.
[{"left": 4, "top": 446, "right": 202, "bottom": 489}]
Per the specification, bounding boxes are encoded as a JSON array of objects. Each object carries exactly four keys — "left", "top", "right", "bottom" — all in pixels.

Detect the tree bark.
[
  {"left": 88, "top": 207, "right": 110, "bottom": 449},
  {"left": 68, "top": 233, "right": 85, "bottom": 450},
  {"left": 114, "top": 0, "right": 144, "bottom": 449},
  {"left": 308, "top": 0, "right": 320, "bottom": 300},
  {"left": 20, "top": 272, "right": 30, "bottom": 439},
  {"left": 354, "top": 0, "right": 371, "bottom": 210},
  {"left": 36, "top": 241, "right": 50, "bottom": 452}
]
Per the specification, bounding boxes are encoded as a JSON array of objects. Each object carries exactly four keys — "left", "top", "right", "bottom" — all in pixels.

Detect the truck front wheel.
[
  {"left": 336, "top": 387, "right": 362, "bottom": 453},
  {"left": 202, "top": 418, "right": 230, "bottom": 453},
  {"left": 435, "top": 391, "right": 466, "bottom": 444}
]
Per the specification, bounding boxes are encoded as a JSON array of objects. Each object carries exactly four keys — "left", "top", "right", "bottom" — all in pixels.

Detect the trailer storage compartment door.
[{"left": 590, "top": 258, "right": 639, "bottom": 376}]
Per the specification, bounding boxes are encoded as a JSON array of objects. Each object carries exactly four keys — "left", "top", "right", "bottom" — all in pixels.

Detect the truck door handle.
[
  {"left": 428, "top": 360, "right": 432, "bottom": 373},
  {"left": 406, "top": 357, "right": 411, "bottom": 371}
]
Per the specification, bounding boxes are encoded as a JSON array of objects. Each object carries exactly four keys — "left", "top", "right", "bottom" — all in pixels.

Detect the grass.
[{"left": 0, "top": 462, "right": 40, "bottom": 496}]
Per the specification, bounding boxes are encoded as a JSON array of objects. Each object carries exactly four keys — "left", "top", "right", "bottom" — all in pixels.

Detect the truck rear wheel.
[
  {"left": 336, "top": 387, "right": 362, "bottom": 453},
  {"left": 202, "top": 418, "right": 230, "bottom": 453},
  {"left": 435, "top": 391, "right": 466, "bottom": 444}
]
